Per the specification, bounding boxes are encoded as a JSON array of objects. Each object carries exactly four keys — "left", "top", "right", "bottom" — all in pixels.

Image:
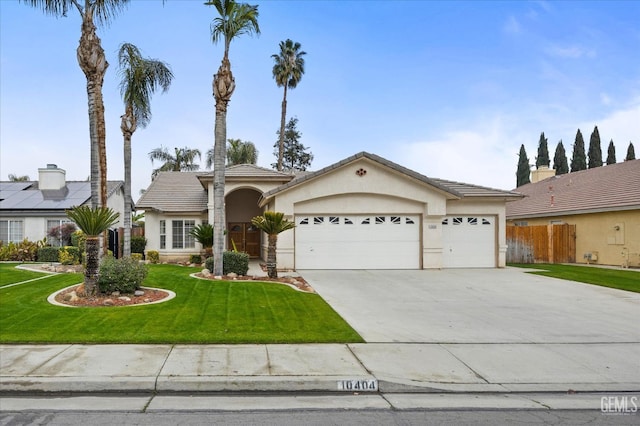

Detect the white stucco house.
[
  {"left": 136, "top": 152, "right": 522, "bottom": 269},
  {"left": 0, "top": 164, "right": 126, "bottom": 247}
]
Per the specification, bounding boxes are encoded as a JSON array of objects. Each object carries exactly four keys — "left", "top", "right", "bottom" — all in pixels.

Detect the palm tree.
[
  {"left": 118, "top": 43, "right": 173, "bottom": 257},
  {"left": 206, "top": 139, "right": 258, "bottom": 167},
  {"left": 21, "top": 0, "right": 129, "bottom": 208},
  {"left": 8, "top": 174, "right": 30, "bottom": 181},
  {"left": 189, "top": 223, "right": 214, "bottom": 258},
  {"left": 206, "top": 0, "right": 260, "bottom": 276},
  {"left": 65, "top": 205, "right": 119, "bottom": 296},
  {"left": 251, "top": 211, "right": 295, "bottom": 278},
  {"left": 149, "top": 146, "right": 201, "bottom": 178},
  {"left": 272, "top": 39, "right": 306, "bottom": 172}
]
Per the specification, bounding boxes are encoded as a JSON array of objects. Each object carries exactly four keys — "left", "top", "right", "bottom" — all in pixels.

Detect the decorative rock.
[
  {"left": 227, "top": 272, "right": 238, "bottom": 279},
  {"left": 63, "top": 291, "right": 79, "bottom": 302},
  {"left": 103, "top": 299, "right": 114, "bottom": 306},
  {"left": 201, "top": 268, "right": 212, "bottom": 278},
  {"left": 76, "top": 284, "right": 86, "bottom": 297},
  {"left": 111, "top": 291, "right": 120, "bottom": 296},
  {"left": 144, "top": 298, "right": 151, "bottom": 303},
  {"left": 118, "top": 296, "right": 131, "bottom": 302},
  {"left": 134, "top": 290, "right": 145, "bottom": 296}
]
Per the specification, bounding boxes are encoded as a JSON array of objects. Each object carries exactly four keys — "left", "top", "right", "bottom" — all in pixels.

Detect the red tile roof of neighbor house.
[{"left": 506, "top": 159, "right": 640, "bottom": 219}]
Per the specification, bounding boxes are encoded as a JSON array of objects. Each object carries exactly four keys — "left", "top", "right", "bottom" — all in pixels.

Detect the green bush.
[
  {"left": 147, "top": 250, "right": 159, "bottom": 264},
  {"left": 130, "top": 236, "right": 147, "bottom": 254},
  {"left": 131, "top": 253, "right": 143, "bottom": 262},
  {"left": 98, "top": 256, "right": 148, "bottom": 294},
  {"left": 190, "top": 254, "right": 202, "bottom": 264},
  {"left": 37, "top": 246, "right": 60, "bottom": 262},
  {"left": 0, "top": 239, "right": 44, "bottom": 261},
  {"left": 59, "top": 246, "right": 80, "bottom": 265},
  {"left": 206, "top": 251, "right": 250, "bottom": 276}
]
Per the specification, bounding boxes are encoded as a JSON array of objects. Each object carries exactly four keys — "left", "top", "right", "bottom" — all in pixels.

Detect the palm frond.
[{"left": 66, "top": 205, "right": 119, "bottom": 236}]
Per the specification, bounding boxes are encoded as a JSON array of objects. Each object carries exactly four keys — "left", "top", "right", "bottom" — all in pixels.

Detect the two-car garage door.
[
  {"left": 294, "top": 214, "right": 496, "bottom": 269},
  {"left": 295, "top": 215, "right": 420, "bottom": 269}
]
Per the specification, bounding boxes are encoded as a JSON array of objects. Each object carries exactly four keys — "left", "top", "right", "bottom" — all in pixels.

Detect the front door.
[{"left": 228, "top": 223, "right": 261, "bottom": 258}]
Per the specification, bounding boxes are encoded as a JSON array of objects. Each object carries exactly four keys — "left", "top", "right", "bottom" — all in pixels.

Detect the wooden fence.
[{"left": 506, "top": 224, "right": 576, "bottom": 264}]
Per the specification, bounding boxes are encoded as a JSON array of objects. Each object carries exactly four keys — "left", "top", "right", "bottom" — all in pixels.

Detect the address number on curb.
[{"left": 337, "top": 379, "right": 378, "bottom": 391}]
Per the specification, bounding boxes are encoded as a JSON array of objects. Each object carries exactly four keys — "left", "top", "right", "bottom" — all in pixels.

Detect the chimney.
[
  {"left": 531, "top": 165, "right": 555, "bottom": 183},
  {"left": 38, "top": 164, "right": 66, "bottom": 190}
]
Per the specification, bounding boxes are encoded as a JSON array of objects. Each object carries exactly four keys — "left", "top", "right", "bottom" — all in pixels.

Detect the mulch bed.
[{"left": 54, "top": 285, "right": 170, "bottom": 307}]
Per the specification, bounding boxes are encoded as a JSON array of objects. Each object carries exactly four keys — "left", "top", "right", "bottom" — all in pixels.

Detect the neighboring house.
[
  {"left": 137, "top": 152, "right": 521, "bottom": 269},
  {"left": 0, "top": 164, "right": 126, "bottom": 246},
  {"left": 506, "top": 159, "right": 640, "bottom": 267}
]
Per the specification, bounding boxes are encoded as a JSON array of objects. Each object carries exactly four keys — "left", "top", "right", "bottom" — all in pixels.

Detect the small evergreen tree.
[
  {"left": 535, "top": 132, "right": 550, "bottom": 169},
  {"left": 553, "top": 140, "right": 569, "bottom": 175},
  {"left": 570, "top": 129, "right": 587, "bottom": 172},
  {"left": 516, "top": 144, "right": 531, "bottom": 187},
  {"left": 588, "top": 125, "right": 603, "bottom": 168},
  {"left": 271, "top": 117, "right": 313, "bottom": 172},
  {"left": 626, "top": 142, "right": 636, "bottom": 161},
  {"left": 606, "top": 140, "right": 616, "bottom": 165}
]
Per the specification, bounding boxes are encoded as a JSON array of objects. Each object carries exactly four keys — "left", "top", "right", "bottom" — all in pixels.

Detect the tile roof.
[
  {"left": 506, "top": 159, "right": 640, "bottom": 219},
  {"left": 0, "top": 181, "right": 123, "bottom": 212},
  {"left": 225, "top": 164, "right": 295, "bottom": 180},
  {"left": 260, "top": 151, "right": 522, "bottom": 202},
  {"left": 136, "top": 172, "right": 207, "bottom": 213}
]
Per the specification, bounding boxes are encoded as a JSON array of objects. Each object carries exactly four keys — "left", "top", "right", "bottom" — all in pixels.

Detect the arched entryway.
[{"left": 225, "top": 188, "right": 262, "bottom": 258}]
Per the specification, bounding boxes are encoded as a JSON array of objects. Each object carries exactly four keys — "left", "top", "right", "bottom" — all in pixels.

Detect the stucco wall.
[{"left": 506, "top": 209, "right": 640, "bottom": 267}]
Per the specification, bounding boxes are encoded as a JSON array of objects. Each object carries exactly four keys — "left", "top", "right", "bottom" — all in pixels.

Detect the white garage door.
[
  {"left": 295, "top": 215, "right": 420, "bottom": 269},
  {"left": 442, "top": 216, "right": 496, "bottom": 268}
]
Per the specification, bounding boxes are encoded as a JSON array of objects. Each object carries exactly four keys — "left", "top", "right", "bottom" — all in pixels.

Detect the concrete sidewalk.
[{"left": 2, "top": 342, "right": 639, "bottom": 394}]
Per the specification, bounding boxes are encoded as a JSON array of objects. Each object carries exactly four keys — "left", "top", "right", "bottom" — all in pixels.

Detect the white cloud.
[
  {"left": 503, "top": 16, "right": 522, "bottom": 35},
  {"left": 545, "top": 44, "right": 596, "bottom": 59}
]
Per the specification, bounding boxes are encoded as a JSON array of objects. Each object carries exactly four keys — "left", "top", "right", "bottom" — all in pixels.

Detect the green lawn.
[
  {"left": 0, "top": 263, "right": 363, "bottom": 344},
  {"left": 510, "top": 263, "right": 640, "bottom": 293}
]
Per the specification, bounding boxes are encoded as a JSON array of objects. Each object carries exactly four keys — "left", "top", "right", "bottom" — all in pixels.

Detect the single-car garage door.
[
  {"left": 442, "top": 216, "right": 496, "bottom": 268},
  {"left": 295, "top": 215, "right": 420, "bottom": 269}
]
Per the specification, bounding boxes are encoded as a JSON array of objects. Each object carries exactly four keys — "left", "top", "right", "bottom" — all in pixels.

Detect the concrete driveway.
[{"left": 300, "top": 268, "right": 640, "bottom": 343}]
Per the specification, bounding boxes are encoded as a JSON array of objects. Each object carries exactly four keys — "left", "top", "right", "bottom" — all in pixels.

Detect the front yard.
[{"left": 0, "top": 263, "right": 363, "bottom": 344}]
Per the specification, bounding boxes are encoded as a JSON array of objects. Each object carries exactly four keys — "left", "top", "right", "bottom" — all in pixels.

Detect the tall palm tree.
[
  {"left": 149, "top": 146, "right": 201, "bottom": 178},
  {"left": 21, "top": 0, "right": 129, "bottom": 208},
  {"left": 206, "top": 0, "right": 260, "bottom": 276},
  {"left": 118, "top": 42, "right": 173, "bottom": 257},
  {"left": 272, "top": 39, "right": 306, "bottom": 172},
  {"left": 206, "top": 139, "right": 258, "bottom": 167},
  {"left": 251, "top": 211, "right": 295, "bottom": 278},
  {"left": 66, "top": 205, "right": 119, "bottom": 296}
]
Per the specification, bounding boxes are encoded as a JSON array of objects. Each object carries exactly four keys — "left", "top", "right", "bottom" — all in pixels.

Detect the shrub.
[
  {"left": 37, "top": 246, "right": 60, "bottom": 262},
  {"left": 130, "top": 236, "right": 147, "bottom": 254},
  {"left": 206, "top": 251, "right": 250, "bottom": 276},
  {"left": 190, "top": 254, "right": 202, "bottom": 264},
  {"left": 59, "top": 246, "right": 80, "bottom": 265},
  {"left": 131, "top": 253, "right": 143, "bottom": 262},
  {"left": 147, "top": 250, "right": 159, "bottom": 264},
  {"left": 98, "top": 256, "right": 147, "bottom": 294},
  {"left": 205, "top": 256, "right": 215, "bottom": 273},
  {"left": 0, "top": 239, "right": 43, "bottom": 261}
]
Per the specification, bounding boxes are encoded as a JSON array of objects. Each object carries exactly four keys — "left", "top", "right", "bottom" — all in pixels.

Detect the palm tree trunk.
[
  {"left": 267, "top": 234, "right": 278, "bottom": 278},
  {"left": 277, "top": 85, "right": 288, "bottom": 172},
  {"left": 84, "top": 237, "right": 100, "bottom": 295},
  {"left": 121, "top": 106, "right": 136, "bottom": 258},
  {"left": 212, "top": 57, "right": 235, "bottom": 276}
]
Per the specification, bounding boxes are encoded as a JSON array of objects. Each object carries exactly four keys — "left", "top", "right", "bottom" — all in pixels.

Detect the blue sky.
[{"left": 1, "top": 0, "right": 639, "bottom": 198}]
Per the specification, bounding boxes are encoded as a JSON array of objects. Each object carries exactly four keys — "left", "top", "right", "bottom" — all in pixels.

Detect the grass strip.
[{"left": 509, "top": 263, "right": 640, "bottom": 293}]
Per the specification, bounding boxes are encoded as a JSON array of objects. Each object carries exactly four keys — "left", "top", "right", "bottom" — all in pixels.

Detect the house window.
[
  {"left": 46, "top": 219, "right": 73, "bottom": 247},
  {"left": 172, "top": 220, "right": 195, "bottom": 249},
  {"left": 0, "top": 220, "right": 24, "bottom": 243},
  {"left": 160, "top": 220, "right": 166, "bottom": 249}
]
